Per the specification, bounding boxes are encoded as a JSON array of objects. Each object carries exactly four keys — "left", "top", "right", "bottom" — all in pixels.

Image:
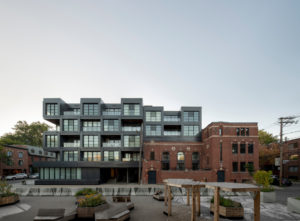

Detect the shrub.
[
  {"left": 75, "top": 188, "right": 97, "bottom": 197},
  {"left": 253, "top": 170, "right": 274, "bottom": 191},
  {"left": 296, "top": 197, "right": 300, "bottom": 200},
  {"left": 78, "top": 194, "right": 105, "bottom": 207},
  {"left": 0, "top": 180, "right": 17, "bottom": 197},
  {"left": 211, "top": 196, "right": 242, "bottom": 208}
]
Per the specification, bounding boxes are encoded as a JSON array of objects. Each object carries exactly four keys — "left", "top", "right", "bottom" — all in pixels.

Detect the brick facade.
[
  {"left": 283, "top": 138, "right": 300, "bottom": 180},
  {"left": 142, "top": 122, "right": 259, "bottom": 184}
]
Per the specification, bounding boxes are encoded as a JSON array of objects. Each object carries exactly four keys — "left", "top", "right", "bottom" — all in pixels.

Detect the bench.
[
  {"left": 112, "top": 195, "right": 131, "bottom": 202},
  {"left": 95, "top": 204, "right": 130, "bottom": 221},
  {"left": 34, "top": 209, "right": 65, "bottom": 221}
]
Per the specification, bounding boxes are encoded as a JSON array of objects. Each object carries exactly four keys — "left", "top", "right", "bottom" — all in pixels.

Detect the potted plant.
[
  {"left": 253, "top": 170, "right": 275, "bottom": 203},
  {"left": 77, "top": 193, "right": 108, "bottom": 218},
  {"left": 210, "top": 196, "right": 244, "bottom": 218},
  {"left": 0, "top": 180, "right": 19, "bottom": 206},
  {"left": 75, "top": 188, "right": 98, "bottom": 203},
  {"left": 287, "top": 196, "right": 300, "bottom": 214}
]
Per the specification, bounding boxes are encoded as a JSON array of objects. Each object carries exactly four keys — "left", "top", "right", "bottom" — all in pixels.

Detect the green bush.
[
  {"left": 75, "top": 188, "right": 97, "bottom": 197},
  {"left": 296, "top": 197, "right": 300, "bottom": 200},
  {"left": 0, "top": 180, "right": 17, "bottom": 197},
  {"left": 78, "top": 194, "right": 105, "bottom": 207},
  {"left": 211, "top": 196, "right": 242, "bottom": 208},
  {"left": 253, "top": 170, "right": 274, "bottom": 191}
]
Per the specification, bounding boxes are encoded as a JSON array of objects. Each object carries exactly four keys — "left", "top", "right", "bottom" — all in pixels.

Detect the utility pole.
[{"left": 279, "top": 116, "right": 298, "bottom": 186}]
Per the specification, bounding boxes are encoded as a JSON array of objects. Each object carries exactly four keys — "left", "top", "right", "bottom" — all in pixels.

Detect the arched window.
[{"left": 177, "top": 152, "right": 185, "bottom": 170}]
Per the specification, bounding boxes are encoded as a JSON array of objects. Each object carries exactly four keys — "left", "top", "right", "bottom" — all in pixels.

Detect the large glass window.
[
  {"left": 46, "top": 104, "right": 58, "bottom": 116},
  {"left": 124, "top": 104, "right": 140, "bottom": 116},
  {"left": 83, "top": 136, "right": 99, "bottom": 148},
  {"left": 46, "top": 135, "right": 58, "bottom": 147},
  {"left": 63, "top": 151, "right": 78, "bottom": 161},
  {"left": 102, "top": 138, "right": 121, "bottom": 147},
  {"left": 124, "top": 136, "right": 140, "bottom": 147},
  {"left": 104, "top": 151, "right": 119, "bottom": 161},
  {"left": 145, "top": 125, "right": 161, "bottom": 136},
  {"left": 55, "top": 168, "right": 60, "bottom": 180},
  {"left": 161, "top": 152, "right": 169, "bottom": 170},
  {"left": 145, "top": 111, "right": 161, "bottom": 122},
  {"left": 104, "top": 120, "right": 119, "bottom": 131},
  {"left": 83, "top": 104, "right": 99, "bottom": 116},
  {"left": 82, "top": 152, "right": 101, "bottom": 161},
  {"left": 183, "top": 126, "right": 199, "bottom": 136},
  {"left": 49, "top": 168, "right": 54, "bottom": 179},
  {"left": 103, "top": 108, "right": 121, "bottom": 116},
  {"left": 183, "top": 111, "right": 199, "bottom": 122},
  {"left": 63, "top": 120, "right": 78, "bottom": 132},
  {"left": 82, "top": 121, "right": 101, "bottom": 132},
  {"left": 192, "top": 152, "right": 199, "bottom": 170},
  {"left": 122, "top": 153, "right": 140, "bottom": 162}
]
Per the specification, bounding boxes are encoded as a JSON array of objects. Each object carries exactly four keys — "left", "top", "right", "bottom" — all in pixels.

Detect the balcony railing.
[
  {"left": 102, "top": 142, "right": 121, "bottom": 147},
  {"left": 63, "top": 142, "right": 80, "bottom": 148},
  {"left": 63, "top": 111, "right": 80, "bottom": 116},
  {"left": 164, "top": 131, "right": 181, "bottom": 136},
  {"left": 83, "top": 127, "right": 101, "bottom": 132},
  {"left": 122, "top": 127, "right": 141, "bottom": 132},
  {"left": 164, "top": 116, "right": 181, "bottom": 122},
  {"left": 102, "top": 111, "right": 121, "bottom": 116}
]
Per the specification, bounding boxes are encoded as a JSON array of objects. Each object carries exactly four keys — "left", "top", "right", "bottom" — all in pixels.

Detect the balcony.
[
  {"left": 63, "top": 142, "right": 80, "bottom": 148},
  {"left": 164, "top": 116, "right": 180, "bottom": 122},
  {"left": 83, "top": 127, "right": 101, "bottom": 132},
  {"left": 122, "top": 126, "right": 141, "bottom": 132},
  {"left": 164, "top": 131, "right": 181, "bottom": 136},
  {"left": 102, "top": 141, "right": 121, "bottom": 147},
  {"left": 103, "top": 110, "right": 121, "bottom": 116},
  {"left": 63, "top": 110, "right": 80, "bottom": 116}
]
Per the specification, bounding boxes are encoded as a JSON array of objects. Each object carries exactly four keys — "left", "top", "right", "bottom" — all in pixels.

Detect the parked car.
[
  {"left": 29, "top": 173, "right": 39, "bottom": 179},
  {"left": 6, "top": 173, "right": 28, "bottom": 180},
  {"left": 271, "top": 175, "right": 292, "bottom": 186},
  {"left": 282, "top": 178, "right": 292, "bottom": 186},
  {"left": 271, "top": 175, "right": 280, "bottom": 185}
]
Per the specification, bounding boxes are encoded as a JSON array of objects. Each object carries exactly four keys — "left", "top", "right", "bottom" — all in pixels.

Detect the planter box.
[
  {"left": 210, "top": 203, "right": 244, "bottom": 218},
  {"left": 0, "top": 195, "right": 19, "bottom": 206},
  {"left": 77, "top": 203, "right": 109, "bottom": 218},
  {"left": 261, "top": 191, "right": 276, "bottom": 203},
  {"left": 287, "top": 197, "right": 300, "bottom": 214}
]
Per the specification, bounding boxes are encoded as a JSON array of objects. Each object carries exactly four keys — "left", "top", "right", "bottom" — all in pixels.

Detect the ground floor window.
[{"left": 39, "top": 168, "right": 81, "bottom": 180}]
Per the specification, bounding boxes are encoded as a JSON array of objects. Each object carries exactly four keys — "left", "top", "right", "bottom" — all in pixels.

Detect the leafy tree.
[
  {"left": 0, "top": 121, "right": 51, "bottom": 148},
  {"left": 258, "top": 130, "right": 278, "bottom": 145},
  {"left": 253, "top": 170, "right": 274, "bottom": 191}
]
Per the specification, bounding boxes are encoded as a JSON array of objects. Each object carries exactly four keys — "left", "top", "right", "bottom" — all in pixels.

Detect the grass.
[{"left": 211, "top": 196, "right": 242, "bottom": 208}]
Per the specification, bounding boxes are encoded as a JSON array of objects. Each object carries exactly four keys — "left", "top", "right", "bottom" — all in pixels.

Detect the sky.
[{"left": 0, "top": 1, "right": 299, "bottom": 139}]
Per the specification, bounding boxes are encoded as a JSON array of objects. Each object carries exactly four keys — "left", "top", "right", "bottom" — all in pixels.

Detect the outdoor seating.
[{"left": 95, "top": 203, "right": 130, "bottom": 221}]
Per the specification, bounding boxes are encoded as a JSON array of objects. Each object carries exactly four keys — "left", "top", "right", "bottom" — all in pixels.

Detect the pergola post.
[
  {"left": 164, "top": 184, "right": 167, "bottom": 206},
  {"left": 187, "top": 188, "right": 190, "bottom": 205},
  {"left": 196, "top": 187, "right": 200, "bottom": 216},
  {"left": 168, "top": 185, "right": 172, "bottom": 216},
  {"left": 214, "top": 186, "right": 220, "bottom": 221},
  {"left": 191, "top": 186, "right": 196, "bottom": 221},
  {"left": 254, "top": 191, "right": 260, "bottom": 221}
]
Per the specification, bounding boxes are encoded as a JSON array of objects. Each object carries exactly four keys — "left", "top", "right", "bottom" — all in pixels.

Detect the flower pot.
[
  {"left": 261, "top": 191, "right": 276, "bottom": 203},
  {"left": 77, "top": 203, "right": 109, "bottom": 218},
  {"left": 210, "top": 203, "right": 244, "bottom": 218},
  {"left": 0, "top": 195, "right": 19, "bottom": 206},
  {"left": 287, "top": 197, "right": 300, "bottom": 214}
]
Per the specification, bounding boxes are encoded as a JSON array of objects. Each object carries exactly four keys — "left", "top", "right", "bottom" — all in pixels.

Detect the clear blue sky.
[{"left": 0, "top": 1, "right": 299, "bottom": 139}]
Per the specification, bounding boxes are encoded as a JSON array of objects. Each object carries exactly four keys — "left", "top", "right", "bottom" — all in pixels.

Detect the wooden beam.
[
  {"left": 168, "top": 186, "right": 172, "bottom": 216},
  {"left": 187, "top": 188, "right": 190, "bottom": 205},
  {"left": 164, "top": 184, "right": 167, "bottom": 206},
  {"left": 214, "top": 186, "right": 220, "bottom": 221},
  {"left": 191, "top": 186, "right": 196, "bottom": 221},
  {"left": 196, "top": 187, "right": 200, "bottom": 216},
  {"left": 254, "top": 191, "right": 260, "bottom": 221}
]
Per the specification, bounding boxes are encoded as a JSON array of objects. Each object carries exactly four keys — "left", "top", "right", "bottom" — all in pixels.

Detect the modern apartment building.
[{"left": 34, "top": 98, "right": 202, "bottom": 184}]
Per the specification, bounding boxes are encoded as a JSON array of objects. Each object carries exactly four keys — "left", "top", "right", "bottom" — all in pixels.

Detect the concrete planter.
[
  {"left": 77, "top": 203, "right": 108, "bottom": 218},
  {"left": 210, "top": 203, "right": 244, "bottom": 218},
  {"left": 261, "top": 191, "right": 276, "bottom": 203},
  {"left": 287, "top": 197, "right": 300, "bottom": 214},
  {"left": 0, "top": 195, "right": 19, "bottom": 206}
]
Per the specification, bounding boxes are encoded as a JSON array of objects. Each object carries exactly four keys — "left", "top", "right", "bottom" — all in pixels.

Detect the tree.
[
  {"left": 258, "top": 130, "right": 278, "bottom": 146},
  {"left": 0, "top": 121, "right": 51, "bottom": 148}
]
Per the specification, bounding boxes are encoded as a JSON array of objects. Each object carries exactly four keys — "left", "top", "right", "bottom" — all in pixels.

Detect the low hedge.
[{"left": 75, "top": 188, "right": 98, "bottom": 197}]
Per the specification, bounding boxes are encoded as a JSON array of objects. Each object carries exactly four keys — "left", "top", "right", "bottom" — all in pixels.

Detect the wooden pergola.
[{"left": 163, "top": 179, "right": 261, "bottom": 221}]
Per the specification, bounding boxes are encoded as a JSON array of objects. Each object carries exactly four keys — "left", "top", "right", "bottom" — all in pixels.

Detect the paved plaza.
[{"left": 1, "top": 184, "right": 300, "bottom": 221}]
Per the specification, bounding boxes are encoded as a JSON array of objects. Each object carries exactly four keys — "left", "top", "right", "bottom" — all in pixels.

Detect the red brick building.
[
  {"left": 0, "top": 145, "right": 56, "bottom": 177},
  {"left": 142, "top": 122, "right": 259, "bottom": 184},
  {"left": 283, "top": 138, "right": 300, "bottom": 180}
]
